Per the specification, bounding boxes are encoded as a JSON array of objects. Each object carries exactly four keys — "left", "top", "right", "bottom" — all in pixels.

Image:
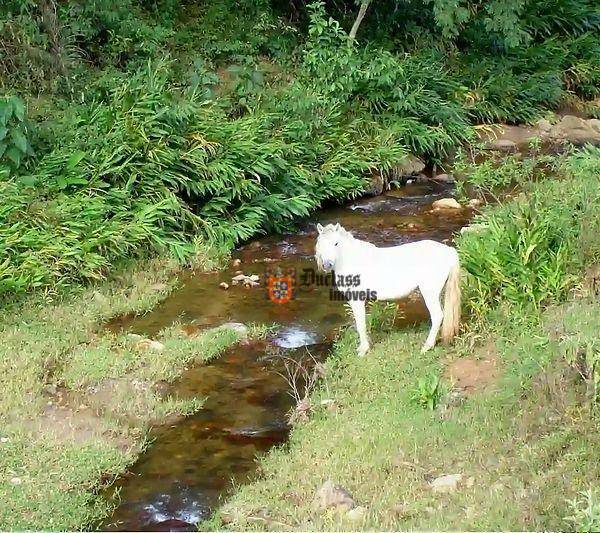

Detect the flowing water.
[{"left": 102, "top": 182, "right": 472, "bottom": 531}]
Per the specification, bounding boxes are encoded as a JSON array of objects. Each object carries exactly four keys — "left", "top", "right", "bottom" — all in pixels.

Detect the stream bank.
[{"left": 101, "top": 181, "right": 473, "bottom": 530}]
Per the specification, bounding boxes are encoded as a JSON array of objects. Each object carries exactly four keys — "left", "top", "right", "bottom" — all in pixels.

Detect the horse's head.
[{"left": 315, "top": 222, "right": 349, "bottom": 272}]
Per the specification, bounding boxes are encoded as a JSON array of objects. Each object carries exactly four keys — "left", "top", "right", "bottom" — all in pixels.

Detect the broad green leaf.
[
  {"left": 18, "top": 175, "right": 37, "bottom": 187},
  {"left": 12, "top": 98, "right": 25, "bottom": 121},
  {"left": 56, "top": 175, "right": 68, "bottom": 189},
  {"left": 6, "top": 146, "right": 21, "bottom": 166},
  {"left": 10, "top": 129, "right": 28, "bottom": 153},
  {"left": 66, "top": 150, "right": 86, "bottom": 170}
]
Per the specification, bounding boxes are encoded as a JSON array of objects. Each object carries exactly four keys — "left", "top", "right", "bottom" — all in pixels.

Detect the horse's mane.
[{"left": 318, "top": 224, "right": 354, "bottom": 240}]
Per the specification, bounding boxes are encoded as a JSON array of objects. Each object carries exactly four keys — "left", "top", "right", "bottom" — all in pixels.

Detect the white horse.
[{"left": 315, "top": 223, "right": 461, "bottom": 355}]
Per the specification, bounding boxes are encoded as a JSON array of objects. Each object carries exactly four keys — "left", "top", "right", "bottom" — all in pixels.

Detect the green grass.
[
  {"left": 217, "top": 301, "right": 599, "bottom": 531},
  {"left": 0, "top": 251, "right": 253, "bottom": 530},
  {"left": 216, "top": 148, "right": 600, "bottom": 531}
]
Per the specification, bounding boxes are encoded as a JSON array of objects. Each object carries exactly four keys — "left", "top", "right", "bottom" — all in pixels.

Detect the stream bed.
[{"left": 102, "top": 182, "right": 472, "bottom": 531}]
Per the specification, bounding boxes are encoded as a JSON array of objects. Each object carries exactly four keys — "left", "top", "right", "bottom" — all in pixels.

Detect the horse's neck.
[{"left": 336, "top": 237, "right": 375, "bottom": 273}]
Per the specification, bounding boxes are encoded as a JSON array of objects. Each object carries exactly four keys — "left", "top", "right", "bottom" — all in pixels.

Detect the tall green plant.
[{"left": 0, "top": 96, "right": 33, "bottom": 176}]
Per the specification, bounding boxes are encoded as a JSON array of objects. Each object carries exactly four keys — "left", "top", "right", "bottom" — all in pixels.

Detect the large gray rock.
[
  {"left": 397, "top": 154, "right": 426, "bottom": 175},
  {"left": 486, "top": 139, "right": 518, "bottom": 153},
  {"left": 548, "top": 115, "right": 600, "bottom": 146}
]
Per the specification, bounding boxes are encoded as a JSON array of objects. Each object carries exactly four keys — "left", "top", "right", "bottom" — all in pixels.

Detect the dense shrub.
[
  {"left": 0, "top": 63, "right": 407, "bottom": 296},
  {"left": 1, "top": 0, "right": 598, "bottom": 298},
  {"left": 458, "top": 147, "right": 600, "bottom": 318}
]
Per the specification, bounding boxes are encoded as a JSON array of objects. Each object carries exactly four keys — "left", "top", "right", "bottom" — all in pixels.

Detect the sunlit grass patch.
[{"left": 0, "top": 255, "right": 247, "bottom": 530}]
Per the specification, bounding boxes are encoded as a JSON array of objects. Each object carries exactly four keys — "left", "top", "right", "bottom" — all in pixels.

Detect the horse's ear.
[
  {"left": 334, "top": 223, "right": 341, "bottom": 231},
  {"left": 317, "top": 223, "right": 324, "bottom": 234}
]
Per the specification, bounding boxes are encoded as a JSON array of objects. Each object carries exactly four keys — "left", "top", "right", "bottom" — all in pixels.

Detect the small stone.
[
  {"left": 460, "top": 224, "right": 486, "bottom": 234},
  {"left": 217, "top": 322, "right": 249, "bottom": 338},
  {"left": 429, "top": 473, "right": 463, "bottom": 493},
  {"left": 433, "top": 173, "right": 455, "bottom": 183},
  {"left": 536, "top": 118, "right": 552, "bottom": 132},
  {"left": 43, "top": 384, "right": 58, "bottom": 396},
  {"left": 232, "top": 258, "right": 242, "bottom": 267},
  {"left": 10, "top": 477, "right": 22, "bottom": 485},
  {"left": 248, "top": 274, "right": 260, "bottom": 282},
  {"left": 432, "top": 198, "right": 462, "bottom": 210},
  {"left": 234, "top": 270, "right": 244, "bottom": 275},
  {"left": 126, "top": 333, "right": 144, "bottom": 342},
  {"left": 468, "top": 198, "right": 482, "bottom": 208},
  {"left": 487, "top": 139, "right": 518, "bottom": 152},
  {"left": 346, "top": 506, "right": 367, "bottom": 521},
  {"left": 0, "top": 437, "right": 9, "bottom": 443},
  {"left": 313, "top": 480, "right": 356, "bottom": 512},
  {"left": 219, "top": 282, "right": 229, "bottom": 290},
  {"left": 231, "top": 274, "right": 247, "bottom": 282},
  {"left": 136, "top": 339, "right": 165, "bottom": 352}
]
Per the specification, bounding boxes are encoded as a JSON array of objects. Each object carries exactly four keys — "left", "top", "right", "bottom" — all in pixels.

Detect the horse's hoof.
[
  {"left": 421, "top": 344, "right": 433, "bottom": 353},
  {"left": 358, "top": 345, "right": 370, "bottom": 357}
]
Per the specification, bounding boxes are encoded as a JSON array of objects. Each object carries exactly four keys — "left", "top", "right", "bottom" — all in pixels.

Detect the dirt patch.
[
  {"left": 444, "top": 346, "right": 500, "bottom": 394},
  {"left": 25, "top": 377, "right": 164, "bottom": 451},
  {"left": 28, "top": 401, "right": 134, "bottom": 450}
]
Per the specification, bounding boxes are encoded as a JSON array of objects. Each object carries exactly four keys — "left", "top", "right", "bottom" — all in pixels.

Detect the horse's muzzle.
[{"left": 322, "top": 260, "right": 334, "bottom": 271}]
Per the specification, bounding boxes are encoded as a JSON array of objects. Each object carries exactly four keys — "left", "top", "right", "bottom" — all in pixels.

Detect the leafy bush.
[
  {"left": 457, "top": 147, "right": 600, "bottom": 318},
  {"left": 410, "top": 373, "right": 443, "bottom": 410},
  {"left": 0, "top": 96, "right": 33, "bottom": 176},
  {"left": 453, "top": 140, "right": 553, "bottom": 199},
  {"left": 566, "top": 489, "right": 600, "bottom": 532},
  {"left": 0, "top": 62, "right": 408, "bottom": 296}
]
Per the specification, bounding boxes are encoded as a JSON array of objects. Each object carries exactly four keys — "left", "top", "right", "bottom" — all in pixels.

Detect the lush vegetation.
[
  {"left": 218, "top": 147, "right": 600, "bottom": 533},
  {"left": 1, "top": 0, "right": 599, "bottom": 298},
  {"left": 0, "top": 2, "right": 599, "bottom": 529}
]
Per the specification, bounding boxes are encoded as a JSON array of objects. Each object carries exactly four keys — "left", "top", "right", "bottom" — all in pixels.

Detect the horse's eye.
[{"left": 334, "top": 242, "right": 338, "bottom": 246}]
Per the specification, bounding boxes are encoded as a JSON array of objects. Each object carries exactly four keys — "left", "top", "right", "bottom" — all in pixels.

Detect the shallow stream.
[{"left": 102, "top": 182, "right": 472, "bottom": 531}]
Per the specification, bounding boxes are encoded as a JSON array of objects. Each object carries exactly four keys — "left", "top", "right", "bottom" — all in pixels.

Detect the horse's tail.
[{"left": 441, "top": 259, "right": 461, "bottom": 343}]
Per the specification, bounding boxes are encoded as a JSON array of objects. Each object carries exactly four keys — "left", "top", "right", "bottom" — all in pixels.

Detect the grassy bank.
[
  {"left": 1, "top": 2, "right": 599, "bottom": 529},
  {"left": 0, "top": 250, "right": 262, "bottom": 530},
  {"left": 217, "top": 148, "right": 600, "bottom": 531}
]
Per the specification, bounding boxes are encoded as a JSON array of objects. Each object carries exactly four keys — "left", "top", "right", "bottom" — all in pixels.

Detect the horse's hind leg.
[
  {"left": 349, "top": 299, "right": 370, "bottom": 356},
  {"left": 419, "top": 283, "right": 444, "bottom": 353}
]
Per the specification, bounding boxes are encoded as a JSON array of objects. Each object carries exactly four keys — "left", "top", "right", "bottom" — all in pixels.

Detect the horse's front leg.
[{"left": 349, "top": 299, "right": 370, "bottom": 356}]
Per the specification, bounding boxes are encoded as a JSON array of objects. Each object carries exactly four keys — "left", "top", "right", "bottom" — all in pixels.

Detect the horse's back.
[
  {"left": 349, "top": 239, "right": 457, "bottom": 300},
  {"left": 376, "top": 239, "right": 456, "bottom": 264}
]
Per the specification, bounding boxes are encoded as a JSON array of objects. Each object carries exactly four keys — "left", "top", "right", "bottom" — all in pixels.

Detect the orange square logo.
[{"left": 267, "top": 268, "right": 295, "bottom": 304}]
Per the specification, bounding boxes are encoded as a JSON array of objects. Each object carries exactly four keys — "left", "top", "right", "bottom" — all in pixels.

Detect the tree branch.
[{"left": 348, "top": 0, "right": 372, "bottom": 44}]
